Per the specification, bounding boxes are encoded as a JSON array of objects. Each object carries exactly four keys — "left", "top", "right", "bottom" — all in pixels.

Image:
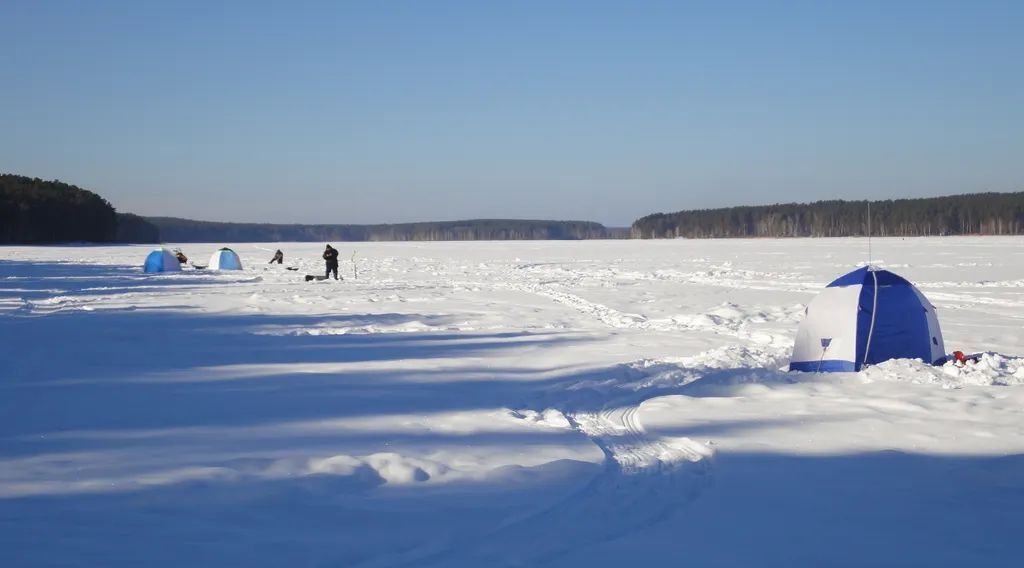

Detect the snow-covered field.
[{"left": 2, "top": 237, "right": 1023, "bottom": 567}]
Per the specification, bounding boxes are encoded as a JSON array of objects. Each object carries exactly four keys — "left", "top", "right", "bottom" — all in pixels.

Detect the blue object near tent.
[
  {"left": 143, "top": 248, "right": 182, "bottom": 274},
  {"left": 790, "top": 266, "right": 945, "bottom": 372}
]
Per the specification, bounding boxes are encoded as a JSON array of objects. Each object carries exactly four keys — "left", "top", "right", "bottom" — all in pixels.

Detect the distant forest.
[
  {"left": 0, "top": 173, "right": 622, "bottom": 244},
  {"left": 632, "top": 193, "right": 1024, "bottom": 239},
  {"left": 149, "top": 217, "right": 627, "bottom": 242},
  {"left": 0, "top": 174, "right": 159, "bottom": 244},
  {"left": 5, "top": 172, "right": 1022, "bottom": 245}
]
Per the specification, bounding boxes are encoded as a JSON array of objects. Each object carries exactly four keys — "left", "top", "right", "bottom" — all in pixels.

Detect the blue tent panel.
[
  {"left": 211, "top": 248, "right": 242, "bottom": 270},
  {"left": 789, "top": 360, "right": 858, "bottom": 372},
  {"left": 217, "top": 250, "right": 242, "bottom": 270},
  {"left": 861, "top": 283, "right": 933, "bottom": 365},
  {"left": 144, "top": 250, "right": 165, "bottom": 273}
]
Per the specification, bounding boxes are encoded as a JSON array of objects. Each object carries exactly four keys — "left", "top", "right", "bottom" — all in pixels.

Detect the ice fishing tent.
[
  {"left": 143, "top": 248, "right": 182, "bottom": 274},
  {"left": 209, "top": 247, "right": 243, "bottom": 270},
  {"left": 790, "top": 266, "right": 944, "bottom": 372}
]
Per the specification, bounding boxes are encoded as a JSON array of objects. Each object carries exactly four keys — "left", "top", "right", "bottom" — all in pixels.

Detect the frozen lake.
[{"left": 2, "top": 237, "right": 1024, "bottom": 566}]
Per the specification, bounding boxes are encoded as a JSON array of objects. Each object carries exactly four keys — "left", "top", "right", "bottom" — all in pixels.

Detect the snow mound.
[
  {"left": 363, "top": 452, "right": 446, "bottom": 483},
  {"left": 289, "top": 320, "right": 439, "bottom": 335},
  {"left": 508, "top": 408, "right": 572, "bottom": 429},
  {"left": 267, "top": 452, "right": 450, "bottom": 485},
  {"left": 864, "top": 353, "right": 1024, "bottom": 388},
  {"left": 675, "top": 343, "right": 791, "bottom": 370},
  {"left": 253, "top": 319, "right": 450, "bottom": 336},
  {"left": 305, "top": 455, "right": 369, "bottom": 476}
]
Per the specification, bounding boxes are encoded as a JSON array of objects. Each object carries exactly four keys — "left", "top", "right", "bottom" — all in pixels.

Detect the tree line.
[
  {"left": 631, "top": 192, "right": 1024, "bottom": 239},
  {"left": 9, "top": 171, "right": 1019, "bottom": 245},
  {"left": 1, "top": 173, "right": 624, "bottom": 244},
  {"left": 0, "top": 174, "right": 160, "bottom": 244},
  {"left": 149, "top": 217, "right": 627, "bottom": 242},
  {"left": 0, "top": 173, "right": 157, "bottom": 243}
]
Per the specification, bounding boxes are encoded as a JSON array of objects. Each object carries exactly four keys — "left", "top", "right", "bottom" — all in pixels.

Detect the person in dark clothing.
[
  {"left": 323, "top": 244, "right": 340, "bottom": 280},
  {"left": 269, "top": 249, "right": 284, "bottom": 264},
  {"left": 174, "top": 250, "right": 188, "bottom": 264}
]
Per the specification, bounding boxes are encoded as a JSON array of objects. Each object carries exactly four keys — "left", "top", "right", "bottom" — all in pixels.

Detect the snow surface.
[{"left": 2, "top": 237, "right": 1023, "bottom": 566}]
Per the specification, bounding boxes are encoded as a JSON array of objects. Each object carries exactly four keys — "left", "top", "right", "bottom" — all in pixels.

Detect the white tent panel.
[{"left": 791, "top": 284, "right": 862, "bottom": 369}]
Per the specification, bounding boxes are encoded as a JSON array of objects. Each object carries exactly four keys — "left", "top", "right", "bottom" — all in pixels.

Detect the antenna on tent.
[{"left": 867, "top": 200, "right": 872, "bottom": 268}]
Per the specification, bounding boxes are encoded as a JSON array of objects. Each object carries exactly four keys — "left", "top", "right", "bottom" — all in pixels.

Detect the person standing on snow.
[
  {"left": 323, "top": 244, "right": 340, "bottom": 280},
  {"left": 269, "top": 249, "right": 284, "bottom": 264}
]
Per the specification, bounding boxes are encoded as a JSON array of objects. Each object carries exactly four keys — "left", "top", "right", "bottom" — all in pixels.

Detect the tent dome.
[
  {"left": 790, "top": 266, "right": 944, "bottom": 372},
  {"left": 209, "top": 247, "right": 243, "bottom": 270},
  {"left": 143, "top": 248, "right": 182, "bottom": 274}
]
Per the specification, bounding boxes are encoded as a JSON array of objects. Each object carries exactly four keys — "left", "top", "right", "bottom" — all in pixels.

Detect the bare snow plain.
[{"left": 2, "top": 237, "right": 1024, "bottom": 567}]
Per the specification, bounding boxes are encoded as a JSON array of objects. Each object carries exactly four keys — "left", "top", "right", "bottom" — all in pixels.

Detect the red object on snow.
[{"left": 953, "top": 351, "right": 967, "bottom": 364}]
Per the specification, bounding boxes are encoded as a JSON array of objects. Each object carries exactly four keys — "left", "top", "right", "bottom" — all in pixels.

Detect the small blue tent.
[
  {"left": 143, "top": 248, "right": 182, "bottom": 274},
  {"left": 208, "top": 247, "right": 243, "bottom": 270},
  {"left": 790, "top": 266, "right": 944, "bottom": 372}
]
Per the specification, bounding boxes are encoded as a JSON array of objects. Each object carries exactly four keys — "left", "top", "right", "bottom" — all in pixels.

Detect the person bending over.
[{"left": 269, "top": 249, "right": 284, "bottom": 264}]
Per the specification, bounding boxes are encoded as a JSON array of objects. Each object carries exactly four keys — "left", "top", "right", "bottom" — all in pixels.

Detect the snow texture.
[{"left": 2, "top": 237, "right": 1023, "bottom": 567}]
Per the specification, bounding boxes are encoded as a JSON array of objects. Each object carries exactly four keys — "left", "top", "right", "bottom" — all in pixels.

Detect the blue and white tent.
[
  {"left": 143, "top": 248, "right": 182, "bottom": 274},
  {"left": 209, "top": 247, "right": 243, "bottom": 270},
  {"left": 790, "top": 266, "right": 944, "bottom": 372}
]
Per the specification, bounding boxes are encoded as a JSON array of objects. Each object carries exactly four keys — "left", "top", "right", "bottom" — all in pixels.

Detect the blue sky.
[{"left": 1, "top": 1, "right": 1021, "bottom": 225}]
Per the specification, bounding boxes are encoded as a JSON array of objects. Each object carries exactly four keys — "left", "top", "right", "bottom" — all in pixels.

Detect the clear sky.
[{"left": 1, "top": 1, "right": 1022, "bottom": 226}]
